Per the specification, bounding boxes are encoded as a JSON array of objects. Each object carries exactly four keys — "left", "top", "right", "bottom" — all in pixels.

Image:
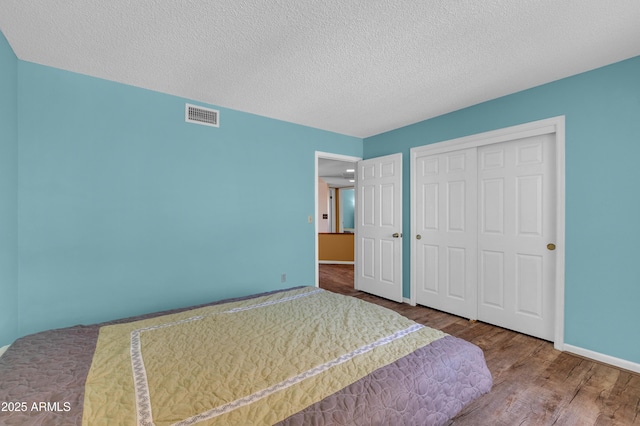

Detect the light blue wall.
[
  {"left": 342, "top": 188, "right": 355, "bottom": 230},
  {"left": 0, "top": 32, "right": 19, "bottom": 346},
  {"left": 11, "top": 61, "right": 361, "bottom": 341},
  {"left": 364, "top": 56, "right": 640, "bottom": 364}
]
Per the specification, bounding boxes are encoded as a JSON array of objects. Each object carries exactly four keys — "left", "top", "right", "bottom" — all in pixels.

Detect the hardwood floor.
[{"left": 319, "top": 264, "right": 640, "bottom": 426}]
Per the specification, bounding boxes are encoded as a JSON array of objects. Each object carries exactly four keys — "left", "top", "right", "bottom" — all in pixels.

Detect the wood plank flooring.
[{"left": 319, "top": 264, "right": 640, "bottom": 426}]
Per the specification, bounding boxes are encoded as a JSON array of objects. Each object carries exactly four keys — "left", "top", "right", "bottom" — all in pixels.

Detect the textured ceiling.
[
  {"left": 1, "top": 1, "right": 639, "bottom": 138},
  {"left": 319, "top": 158, "right": 357, "bottom": 188}
]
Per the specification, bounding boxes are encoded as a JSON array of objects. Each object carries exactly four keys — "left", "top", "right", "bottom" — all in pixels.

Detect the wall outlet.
[{"left": 281, "top": 273, "right": 286, "bottom": 283}]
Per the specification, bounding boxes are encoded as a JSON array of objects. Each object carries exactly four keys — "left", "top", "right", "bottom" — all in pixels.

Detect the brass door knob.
[
  {"left": 392, "top": 233, "right": 402, "bottom": 238},
  {"left": 547, "top": 243, "right": 556, "bottom": 251},
  {"left": 416, "top": 234, "right": 422, "bottom": 240}
]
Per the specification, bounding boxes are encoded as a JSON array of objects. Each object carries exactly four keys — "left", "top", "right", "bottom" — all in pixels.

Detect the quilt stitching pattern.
[
  {"left": 174, "top": 324, "right": 425, "bottom": 426},
  {"left": 131, "top": 289, "right": 324, "bottom": 426}
]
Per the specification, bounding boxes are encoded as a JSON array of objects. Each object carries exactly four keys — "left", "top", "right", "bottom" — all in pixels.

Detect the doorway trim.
[
  {"left": 315, "top": 151, "right": 362, "bottom": 287},
  {"left": 410, "top": 116, "right": 565, "bottom": 350}
]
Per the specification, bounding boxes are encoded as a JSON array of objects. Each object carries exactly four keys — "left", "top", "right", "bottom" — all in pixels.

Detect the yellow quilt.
[{"left": 83, "top": 287, "right": 445, "bottom": 425}]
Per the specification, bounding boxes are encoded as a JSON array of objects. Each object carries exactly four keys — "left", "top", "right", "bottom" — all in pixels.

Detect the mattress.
[{"left": 0, "top": 287, "right": 492, "bottom": 425}]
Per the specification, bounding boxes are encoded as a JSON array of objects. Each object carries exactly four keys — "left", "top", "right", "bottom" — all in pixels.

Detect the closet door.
[
  {"left": 412, "top": 133, "right": 557, "bottom": 340},
  {"left": 478, "top": 134, "right": 556, "bottom": 340},
  {"left": 414, "top": 148, "right": 478, "bottom": 319}
]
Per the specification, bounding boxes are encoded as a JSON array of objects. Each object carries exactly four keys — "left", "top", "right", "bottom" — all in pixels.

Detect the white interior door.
[
  {"left": 478, "top": 134, "right": 556, "bottom": 340},
  {"left": 414, "top": 148, "right": 478, "bottom": 319},
  {"left": 355, "top": 153, "right": 403, "bottom": 302}
]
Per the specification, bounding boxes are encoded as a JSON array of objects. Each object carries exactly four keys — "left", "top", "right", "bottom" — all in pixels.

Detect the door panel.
[
  {"left": 380, "top": 239, "right": 395, "bottom": 283},
  {"left": 515, "top": 253, "right": 543, "bottom": 317},
  {"left": 415, "top": 148, "right": 478, "bottom": 319},
  {"left": 422, "top": 183, "right": 438, "bottom": 230},
  {"left": 480, "top": 178, "right": 504, "bottom": 234},
  {"left": 355, "top": 153, "right": 403, "bottom": 302},
  {"left": 381, "top": 184, "right": 395, "bottom": 226},
  {"left": 480, "top": 250, "right": 504, "bottom": 308},
  {"left": 422, "top": 244, "right": 439, "bottom": 293},
  {"left": 517, "top": 175, "right": 543, "bottom": 236},
  {"left": 448, "top": 180, "right": 467, "bottom": 231},
  {"left": 478, "top": 134, "right": 555, "bottom": 340},
  {"left": 362, "top": 237, "right": 375, "bottom": 279},
  {"left": 447, "top": 247, "right": 467, "bottom": 299}
]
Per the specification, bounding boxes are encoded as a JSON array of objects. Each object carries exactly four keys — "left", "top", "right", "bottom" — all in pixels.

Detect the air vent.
[{"left": 185, "top": 103, "right": 219, "bottom": 127}]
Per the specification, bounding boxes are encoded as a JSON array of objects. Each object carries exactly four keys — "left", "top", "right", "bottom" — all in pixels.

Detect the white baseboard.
[
  {"left": 403, "top": 297, "right": 414, "bottom": 306},
  {"left": 563, "top": 344, "right": 640, "bottom": 374},
  {"left": 318, "top": 260, "right": 354, "bottom": 265},
  {"left": 0, "top": 344, "right": 9, "bottom": 358}
]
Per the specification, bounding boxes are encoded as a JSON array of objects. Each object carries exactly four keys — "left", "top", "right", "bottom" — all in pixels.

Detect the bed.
[{"left": 0, "top": 286, "right": 492, "bottom": 425}]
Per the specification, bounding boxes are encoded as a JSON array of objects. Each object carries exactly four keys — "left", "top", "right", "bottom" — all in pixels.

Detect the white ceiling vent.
[{"left": 185, "top": 103, "right": 219, "bottom": 127}]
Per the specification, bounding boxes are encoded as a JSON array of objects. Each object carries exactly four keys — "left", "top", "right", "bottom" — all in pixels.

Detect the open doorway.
[{"left": 315, "top": 152, "right": 360, "bottom": 291}]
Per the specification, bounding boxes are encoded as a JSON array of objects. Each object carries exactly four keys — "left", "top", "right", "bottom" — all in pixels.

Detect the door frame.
[
  {"left": 315, "top": 151, "right": 362, "bottom": 287},
  {"left": 410, "top": 116, "right": 565, "bottom": 349}
]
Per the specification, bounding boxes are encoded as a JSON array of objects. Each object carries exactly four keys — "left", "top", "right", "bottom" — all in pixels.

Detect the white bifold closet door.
[{"left": 414, "top": 134, "right": 556, "bottom": 341}]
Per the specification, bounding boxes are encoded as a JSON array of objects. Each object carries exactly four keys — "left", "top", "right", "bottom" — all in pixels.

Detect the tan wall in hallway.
[{"left": 318, "top": 233, "right": 354, "bottom": 262}]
